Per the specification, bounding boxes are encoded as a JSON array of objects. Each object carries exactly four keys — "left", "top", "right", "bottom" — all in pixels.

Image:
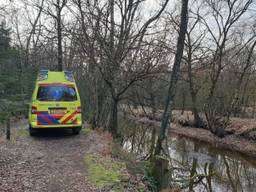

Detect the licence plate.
[{"left": 50, "top": 109, "right": 65, "bottom": 114}]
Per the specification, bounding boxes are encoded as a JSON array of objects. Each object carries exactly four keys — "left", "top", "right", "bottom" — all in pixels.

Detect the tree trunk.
[
  {"left": 252, "top": 99, "right": 256, "bottom": 118},
  {"left": 187, "top": 39, "right": 203, "bottom": 127},
  {"left": 206, "top": 163, "right": 213, "bottom": 192},
  {"left": 191, "top": 91, "right": 203, "bottom": 127},
  {"left": 6, "top": 118, "right": 10, "bottom": 140},
  {"left": 188, "top": 143, "right": 199, "bottom": 191},
  {"left": 57, "top": 0, "right": 63, "bottom": 71},
  {"left": 18, "top": 51, "right": 24, "bottom": 106},
  {"left": 181, "top": 91, "right": 186, "bottom": 115},
  {"left": 153, "top": 156, "right": 169, "bottom": 190},
  {"left": 95, "top": 76, "right": 104, "bottom": 127},
  {"left": 149, "top": 127, "right": 156, "bottom": 160},
  {"left": 154, "top": 0, "right": 189, "bottom": 156},
  {"left": 149, "top": 94, "right": 157, "bottom": 160},
  {"left": 110, "top": 97, "right": 119, "bottom": 139}
]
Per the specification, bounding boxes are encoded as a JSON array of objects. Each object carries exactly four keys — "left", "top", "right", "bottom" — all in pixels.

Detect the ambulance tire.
[
  {"left": 72, "top": 128, "right": 81, "bottom": 135},
  {"left": 29, "top": 125, "right": 36, "bottom": 136}
]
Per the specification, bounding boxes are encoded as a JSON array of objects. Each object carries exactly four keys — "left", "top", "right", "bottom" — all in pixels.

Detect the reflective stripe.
[
  {"left": 40, "top": 112, "right": 60, "bottom": 124},
  {"left": 71, "top": 118, "right": 77, "bottom": 124},
  {"left": 37, "top": 112, "right": 54, "bottom": 125},
  {"left": 36, "top": 111, "right": 78, "bottom": 125},
  {"left": 37, "top": 116, "right": 49, "bottom": 125},
  {"left": 37, "top": 119, "right": 43, "bottom": 125},
  {"left": 62, "top": 111, "right": 77, "bottom": 124},
  {"left": 59, "top": 111, "right": 73, "bottom": 123},
  {"left": 52, "top": 114, "right": 65, "bottom": 120}
]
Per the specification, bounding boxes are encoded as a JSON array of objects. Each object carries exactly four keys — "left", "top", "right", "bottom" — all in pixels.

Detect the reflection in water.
[
  {"left": 122, "top": 122, "right": 256, "bottom": 192},
  {"left": 169, "top": 136, "right": 256, "bottom": 192}
]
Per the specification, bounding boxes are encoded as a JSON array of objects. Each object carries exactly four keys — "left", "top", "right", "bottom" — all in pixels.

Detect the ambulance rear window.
[{"left": 37, "top": 85, "right": 77, "bottom": 101}]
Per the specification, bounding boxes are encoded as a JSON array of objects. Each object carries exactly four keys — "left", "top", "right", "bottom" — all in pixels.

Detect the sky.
[{"left": 0, "top": 0, "right": 255, "bottom": 49}]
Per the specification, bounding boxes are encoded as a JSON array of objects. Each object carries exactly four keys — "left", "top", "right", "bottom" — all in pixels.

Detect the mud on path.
[{"left": 0, "top": 120, "right": 107, "bottom": 192}]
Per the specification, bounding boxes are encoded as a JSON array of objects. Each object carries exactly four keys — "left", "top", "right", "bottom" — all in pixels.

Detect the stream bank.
[
  {"left": 169, "top": 123, "right": 256, "bottom": 159},
  {"left": 125, "top": 110, "right": 256, "bottom": 159},
  {"left": 122, "top": 117, "right": 256, "bottom": 191}
]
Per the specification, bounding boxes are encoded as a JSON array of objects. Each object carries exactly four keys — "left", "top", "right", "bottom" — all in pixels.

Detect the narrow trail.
[{"left": 0, "top": 121, "right": 101, "bottom": 192}]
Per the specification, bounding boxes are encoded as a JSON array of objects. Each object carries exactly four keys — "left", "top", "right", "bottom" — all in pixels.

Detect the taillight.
[
  {"left": 31, "top": 106, "right": 37, "bottom": 114},
  {"left": 77, "top": 106, "right": 82, "bottom": 113}
]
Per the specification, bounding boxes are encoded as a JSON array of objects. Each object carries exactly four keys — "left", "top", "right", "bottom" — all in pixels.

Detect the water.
[
  {"left": 168, "top": 135, "right": 256, "bottom": 192},
  {"left": 122, "top": 123, "right": 256, "bottom": 192}
]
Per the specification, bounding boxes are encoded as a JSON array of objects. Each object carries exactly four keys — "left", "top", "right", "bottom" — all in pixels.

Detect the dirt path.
[{"left": 0, "top": 121, "right": 102, "bottom": 192}]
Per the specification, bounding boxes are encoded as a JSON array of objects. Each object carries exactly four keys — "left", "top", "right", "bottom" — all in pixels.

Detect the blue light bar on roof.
[{"left": 37, "top": 70, "right": 48, "bottom": 81}]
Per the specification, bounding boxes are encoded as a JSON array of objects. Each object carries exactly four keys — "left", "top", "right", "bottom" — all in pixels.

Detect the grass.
[
  {"left": 84, "top": 154, "right": 124, "bottom": 188},
  {"left": 81, "top": 127, "right": 93, "bottom": 134},
  {"left": 112, "top": 143, "right": 145, "bottom": 175},
  {"left": 111, "top": 144, "right": 157, "bottom": 191},
  {"left": 11, "top": 129, "right": 29, "bottom": 140}
]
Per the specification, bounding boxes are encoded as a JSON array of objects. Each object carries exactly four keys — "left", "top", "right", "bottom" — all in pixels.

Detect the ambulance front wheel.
[{"left": 72, "top": 127, "right": 81, "bottom": 135}]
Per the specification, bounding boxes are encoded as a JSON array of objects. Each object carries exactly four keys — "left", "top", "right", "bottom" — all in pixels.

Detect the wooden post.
[
  {"left": 6, "top": 118, "right": 10, "bottom": 140},
  {"left": 153, "top": 156, "right": 170, "bottom": 190}
]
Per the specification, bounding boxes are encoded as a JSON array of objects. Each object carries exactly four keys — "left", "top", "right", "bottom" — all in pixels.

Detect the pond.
[{"left": 122, "top": 122, "right": 256, "bottom": 192}]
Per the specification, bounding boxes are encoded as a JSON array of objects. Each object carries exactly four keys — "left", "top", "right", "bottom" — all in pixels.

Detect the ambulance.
[{"left": 28, "top": 70, "right": 82, "bottom": 135}]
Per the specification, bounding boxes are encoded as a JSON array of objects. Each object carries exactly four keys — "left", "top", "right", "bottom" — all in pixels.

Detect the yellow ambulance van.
[{"left": 28, "top": 70, "right": 82, "bottom": 135}]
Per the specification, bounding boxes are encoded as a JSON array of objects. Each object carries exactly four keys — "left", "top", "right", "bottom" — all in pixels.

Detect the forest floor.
[{"left": 0, "top": 119, "right": 145, "bottom": 192}]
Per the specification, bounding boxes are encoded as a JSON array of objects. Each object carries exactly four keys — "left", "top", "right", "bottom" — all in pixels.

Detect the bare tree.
[
  {"left": 230, "top": 37, "right": 256, "bottom": 116},
  {"left": 72, "top": 0, "right": 169, "bottom": 139},
  {"left": 195, "top": 0, "right": 253, "bottom": 135},
  {"left": 183, "top": 12, "right": 209, "bottom": 127},
  {"left": 170, "top": 6, "right": 209, "bottom": 127},
  {"left": 24, "top": 0, "right": 45, "bottom": 65},
  {"left": 44, "top": 0, "right": 67, "bottom": 71},
  {"left": 155, "top": 0, "right": 189, "bottom": 156}
]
